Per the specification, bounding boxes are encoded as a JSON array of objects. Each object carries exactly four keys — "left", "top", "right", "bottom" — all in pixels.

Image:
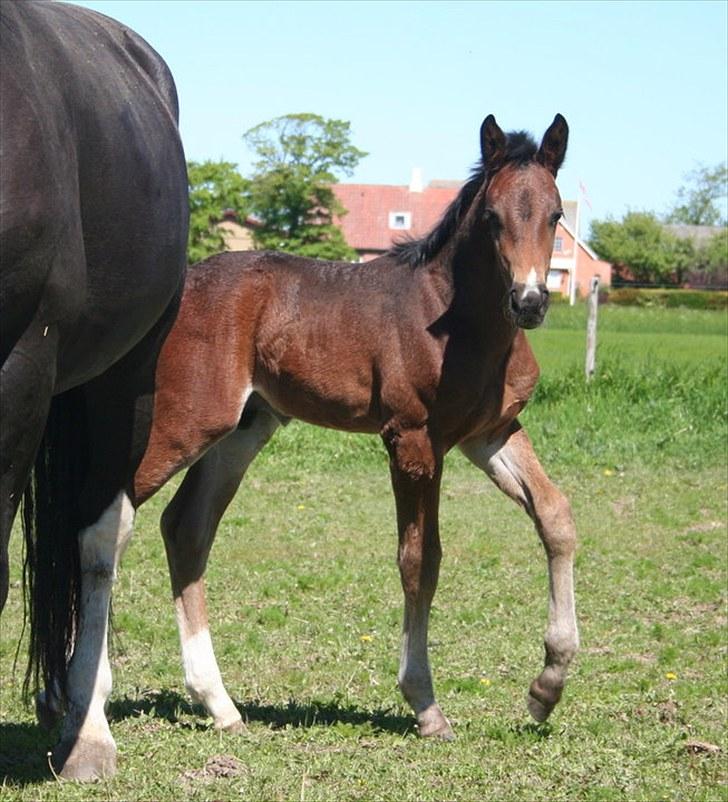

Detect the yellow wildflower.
[
  {"left": 360, "top": 634, "right": 373, "bottom": 642},
  {"left": 665, "top": 672, "right": 677, "bottom": 681}
]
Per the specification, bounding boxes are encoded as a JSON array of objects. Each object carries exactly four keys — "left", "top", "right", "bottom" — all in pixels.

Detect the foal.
[
  {"left": 47, "top": 114, "right": 578, "bottom": 757},
  {"left": 133, "top": 113, "right": 578, "bottom": 739}
]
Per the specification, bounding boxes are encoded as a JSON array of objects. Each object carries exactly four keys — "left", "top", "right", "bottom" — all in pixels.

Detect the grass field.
[{"left": 1, "top": 305, "right": 726, "bottom": 801}]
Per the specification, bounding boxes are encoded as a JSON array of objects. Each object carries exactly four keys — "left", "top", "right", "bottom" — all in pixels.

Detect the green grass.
[
  {"left": 529, "top": 305, "right": 727, "bottom": 373},
  {"left": 0, "top": 306, "right": 726, "bottom": 800}
]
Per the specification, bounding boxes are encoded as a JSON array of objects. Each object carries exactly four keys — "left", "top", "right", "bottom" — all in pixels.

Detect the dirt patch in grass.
[{"left": 181, "top": 754, "right": 247, "bottom": 785}]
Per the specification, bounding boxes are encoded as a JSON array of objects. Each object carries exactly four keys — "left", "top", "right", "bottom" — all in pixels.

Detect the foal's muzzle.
[{"left": 509, "top": 283, "right": 550, "bottom": 329}]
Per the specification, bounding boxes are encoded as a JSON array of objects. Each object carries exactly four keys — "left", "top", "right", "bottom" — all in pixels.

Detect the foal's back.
[{"left": 178, "top": 250, "right": 450, "bottom": 435}]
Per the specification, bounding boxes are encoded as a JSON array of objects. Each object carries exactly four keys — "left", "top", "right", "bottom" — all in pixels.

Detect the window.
[
  {"left": 389, "top": 211, "right": 411, "bottom": 230},
  {"left": 547, "top": 270, "right": 563, "bottom": 291},
  {"left": 554, "top": 236, "right": 563, "bottom": 253}
]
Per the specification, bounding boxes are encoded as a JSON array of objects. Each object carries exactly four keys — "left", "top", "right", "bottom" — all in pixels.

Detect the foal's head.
[{"left": 480, "top": 114, "right": 568, "bottom": 329}]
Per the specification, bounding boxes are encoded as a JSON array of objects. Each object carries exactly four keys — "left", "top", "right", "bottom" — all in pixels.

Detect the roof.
[
  {"left": 333, "top": 181, "right": 603, "bottom": 265},
  {"left": 664, "top": 224, "right": 724, "bottom": 245},
  {"left": 333, "top": 182, "right": 461, "bottom": 253}
]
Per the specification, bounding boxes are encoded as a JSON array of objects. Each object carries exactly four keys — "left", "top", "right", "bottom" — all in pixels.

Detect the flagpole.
[{"left": 569, "top": 195, "right": 580, "bottom": 306}]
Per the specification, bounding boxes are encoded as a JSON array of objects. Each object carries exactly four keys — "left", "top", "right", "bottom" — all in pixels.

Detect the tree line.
[{"left": 588, "top": 163, "right": 727, "bottom": 287}]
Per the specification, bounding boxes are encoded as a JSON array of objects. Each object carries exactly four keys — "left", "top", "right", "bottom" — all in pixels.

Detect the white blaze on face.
[{"left": 521, "top": 267, "right": 541, "bottom": 299}]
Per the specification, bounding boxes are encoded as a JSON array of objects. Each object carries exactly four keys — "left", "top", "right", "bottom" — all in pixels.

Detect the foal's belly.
[{"left": 253, "top": 372, "right": 381, "bottom": 435}]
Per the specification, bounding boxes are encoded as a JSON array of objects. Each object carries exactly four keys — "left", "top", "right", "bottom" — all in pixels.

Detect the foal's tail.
[{"left": 22, "top": 386, "right": 89, "bottom": 703}]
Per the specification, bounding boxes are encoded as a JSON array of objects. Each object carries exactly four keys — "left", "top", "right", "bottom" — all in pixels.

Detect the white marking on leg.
[
  {"left": 177, "top": 612, "right": 241, "bottom": 729},
  {"left": 399, "top": 604, "right": 433, "bottom": 711},
  {"left": 59, "top": 492, "right": 135, "bottom": 752},
  {"left": 460, "top": 430, "right": 578, "bottom": 720}
]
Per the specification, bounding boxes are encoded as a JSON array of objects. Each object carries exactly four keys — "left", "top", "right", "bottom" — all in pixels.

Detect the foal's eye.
[
  {"left": 550, "top": 210, "right": 563, "bottom": 227},
  {"left": 484, "top": 208, "right": 502, "bottom": 235}
]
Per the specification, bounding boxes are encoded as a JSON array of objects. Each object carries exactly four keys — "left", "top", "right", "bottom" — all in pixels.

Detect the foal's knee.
[{"left": 536, "top": 487, "right": 575, "bottom": 558}]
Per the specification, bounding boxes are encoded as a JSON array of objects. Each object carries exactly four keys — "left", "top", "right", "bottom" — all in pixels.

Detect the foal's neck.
[{"left": 433, "top": 222, "right": 517, "bottom": 353}]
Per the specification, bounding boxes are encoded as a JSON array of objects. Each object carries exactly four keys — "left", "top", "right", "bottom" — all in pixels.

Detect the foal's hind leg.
[
  {"left": 161, "top": 409, "right": 280, "bottom": 730},
  {"left": 385, "top": 427, "right": 452, "bottom": 739},
  {"left": 460, "top": 422, "right": 579, "bottom": 722}
]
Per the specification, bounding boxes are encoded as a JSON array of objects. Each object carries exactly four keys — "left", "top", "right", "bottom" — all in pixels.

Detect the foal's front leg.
[
  {"left": 385, "top": 427, "right": 452, "bottom": 739},
  {"left": 460, "top": 422, "right": 579, "bottom": 722},
  {"left": 160, "top": 411, "right": 280, "bottom": 730}
]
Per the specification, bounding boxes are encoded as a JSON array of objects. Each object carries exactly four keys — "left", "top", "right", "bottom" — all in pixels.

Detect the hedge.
[{"left": 605, "top": 288, "right": 728, "bottom": 310}]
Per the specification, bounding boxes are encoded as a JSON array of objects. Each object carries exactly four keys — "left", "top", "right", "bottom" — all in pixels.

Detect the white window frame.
[{"left": 389, "top": 211, "right": 412, "bottom": 230}]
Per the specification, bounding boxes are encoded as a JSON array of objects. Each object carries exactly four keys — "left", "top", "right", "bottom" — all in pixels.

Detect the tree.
[
  {"left": 665, "top": 162, "right": 727, "bottom": 226},
  {"left": 690, "top": 228, "right": 728, "bottom": 284},
  {"left": 243, "top": 113, "right": 367, "bottom": 260},
  {"left": 590, "top": 211, "right": 688, "bottom": 284},
  {"left": 187, "top": 160, "right": 249, "bottom": 263}
]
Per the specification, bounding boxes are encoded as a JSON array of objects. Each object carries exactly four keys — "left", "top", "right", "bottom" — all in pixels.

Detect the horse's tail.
[{"left": 22, "top": 386, "right": 89, "bottom": 703}]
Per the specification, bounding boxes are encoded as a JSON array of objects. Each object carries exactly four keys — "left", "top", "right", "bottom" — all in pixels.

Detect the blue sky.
[{"left": 72, "top": 0, "right": 727, "bottom": 234}]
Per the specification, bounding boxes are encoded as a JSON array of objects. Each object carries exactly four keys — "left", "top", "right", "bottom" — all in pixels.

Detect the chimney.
[{"left": 409, "top": 167, "right": 423, "bottom": 193}]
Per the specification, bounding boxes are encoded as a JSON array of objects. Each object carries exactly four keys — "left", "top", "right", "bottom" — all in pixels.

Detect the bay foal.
[{"left": 132, "top": 113, "right": 578, "bottom": 739}]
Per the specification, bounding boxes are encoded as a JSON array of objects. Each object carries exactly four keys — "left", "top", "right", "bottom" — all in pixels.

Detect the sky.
[{"left": 71, "top": 0, "right": 727, "bottom": 235}]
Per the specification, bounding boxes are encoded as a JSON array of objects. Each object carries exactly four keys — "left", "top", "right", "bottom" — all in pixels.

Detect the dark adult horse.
[{"left": 0, "top": 1, "right": 188, "bottom": 779}]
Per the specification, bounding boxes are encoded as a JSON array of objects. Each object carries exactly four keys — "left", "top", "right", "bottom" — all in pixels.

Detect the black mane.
[{"left": 390, "top": 130, "right": 538, "bottom": 268}]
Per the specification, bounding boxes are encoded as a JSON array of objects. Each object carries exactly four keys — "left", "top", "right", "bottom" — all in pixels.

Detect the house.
[
  {"left": 333, "top": 172, "right": 611, "bottom": 298},
  {"left": 215, "top": 209, "right": 260, "bottom": 251}
]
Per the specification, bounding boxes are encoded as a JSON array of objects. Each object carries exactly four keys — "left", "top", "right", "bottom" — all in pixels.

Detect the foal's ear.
[
  {"left": 537, "top": 114, "right": 569, "bottom": 176},
  {"left": 480, "top": 114, "right": 507, "bottom": 173}
]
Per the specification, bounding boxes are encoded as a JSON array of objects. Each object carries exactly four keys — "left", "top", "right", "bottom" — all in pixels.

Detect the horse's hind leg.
[
  {"left": 385, "top": 427, "right": 452, "bottom": 739},
  {"left": 53, "top": 490, "right": 135, "bottom": 780},
  {"left": 161, "top": 407, "right": 280, "bottom": 730},
  {"left": 460, "top": 422, "right": 579, "bottom": 722},
  {"left": 0, "top": 321, "right": 58, "bottom": 611}
]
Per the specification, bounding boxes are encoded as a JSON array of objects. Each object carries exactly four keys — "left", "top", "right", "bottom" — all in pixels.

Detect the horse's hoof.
[
  {"left": 422, "top": 723, "right": 455, "bottom": 741},
  {"left": 527, "top": 677, "right": 561, "bottom": 723},
  {"left": 527, "top": 692, "right": 553, "bottom": 723},
  {"left": 36, "top": 689, "right": 63, "bottom": 731},
  {"left": 417, "top": 706, "right": 455, "bottom": 740},
  {"left": 52, "top": 736, "right": 117, "bottom": 781},
  {"left": 218, "top": 716, "right": 245, "bottom": 734}
]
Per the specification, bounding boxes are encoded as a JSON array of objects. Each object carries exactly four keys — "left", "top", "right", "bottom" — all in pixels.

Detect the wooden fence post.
[{"left": 585, "top": 276, "right": 600, "bottom": 381}]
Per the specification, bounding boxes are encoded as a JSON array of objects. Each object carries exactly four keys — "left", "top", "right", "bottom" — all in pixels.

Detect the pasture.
[{"left": 1, "top": 304, "right": 725, "bottom": 801}]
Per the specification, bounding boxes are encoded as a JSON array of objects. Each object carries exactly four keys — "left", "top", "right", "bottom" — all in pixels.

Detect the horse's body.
[
  {"left": 132, "top": 115, "right": 579, "bottom": 741},
  {"left": 1, "top": 0, "right": 188, "bottom": 779}
]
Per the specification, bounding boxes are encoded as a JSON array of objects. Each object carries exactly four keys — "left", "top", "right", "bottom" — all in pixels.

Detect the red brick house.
[{"left": 333, "top": 174, "right": 611, "bottom": 298}]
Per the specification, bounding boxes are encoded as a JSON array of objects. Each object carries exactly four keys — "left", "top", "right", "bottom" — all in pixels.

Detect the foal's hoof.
[
  {"left": 526, "top": 678, "right": 561, "bottom": 723},
  {"left": 417, "top": 705, "right": 455, "bottom": 741},
  {"left": 217, "top": 715, "right": 245, "bottom": 735},
  {"left": 52, "top": 736, "right": 117, "bottom": 781},
  {"left": 526, "top": 692, "right": 553, "bottom": 723},
  {"left": 36, "top": 689, "right": 63, "bottom": 731}
]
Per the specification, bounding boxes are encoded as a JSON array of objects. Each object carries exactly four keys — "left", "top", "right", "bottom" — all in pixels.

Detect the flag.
[{"left": 578, "top": 179, "right": 592, "bottom": 211}]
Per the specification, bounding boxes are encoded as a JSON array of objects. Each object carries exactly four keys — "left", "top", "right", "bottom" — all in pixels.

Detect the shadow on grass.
[
  {"left": 0, "top": 722, "right": 55, "bottom": 785},
  {"left": 481, "top": 719, "right": 554, "bottom": 743},
  {"left": 107, "top": 688, "right": 414, "bottom": 735}
]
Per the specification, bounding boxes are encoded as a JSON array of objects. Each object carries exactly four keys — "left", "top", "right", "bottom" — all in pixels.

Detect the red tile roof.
[{"left": 333, "top": 183, "right": 461, "bottom": 253}]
